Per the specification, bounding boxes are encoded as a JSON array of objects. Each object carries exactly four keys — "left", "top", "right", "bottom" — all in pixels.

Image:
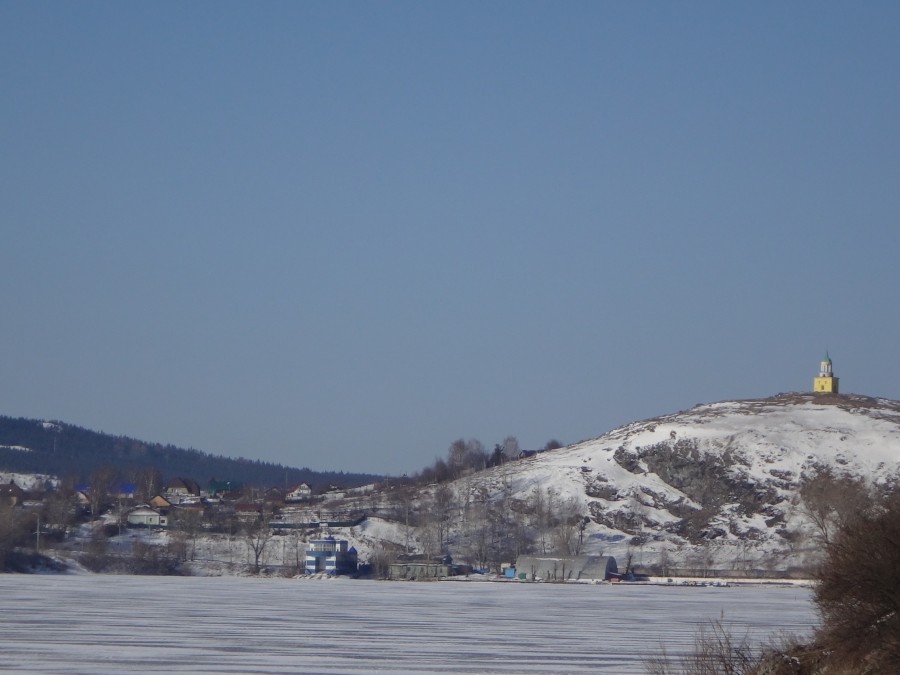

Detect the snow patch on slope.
[{"left": 0, "top": 471, "right": 58, "bottom": 490}]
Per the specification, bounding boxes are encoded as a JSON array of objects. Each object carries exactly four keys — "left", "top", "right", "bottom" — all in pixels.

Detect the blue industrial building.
[{"left": 304, "top": 536, "right": 358, "bottom": 575}]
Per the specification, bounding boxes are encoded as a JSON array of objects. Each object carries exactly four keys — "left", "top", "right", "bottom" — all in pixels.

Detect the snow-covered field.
[{"left": 0, "top": 576, "right": 816, "bottom": 673}]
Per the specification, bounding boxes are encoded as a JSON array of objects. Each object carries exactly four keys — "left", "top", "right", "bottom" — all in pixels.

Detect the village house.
[
  {"left": 164, "top": 477, "right": 201, "bottom": 504},
  {"left": 116, "top": 483, "right": 136, "bottom": 500},
  {"left": 148, "top": 494, "right": 172, "bottom": 511},
  {"left": 73, "top": 490, "right": 91, "bottom": 510},
  {"left": 126, "top": 506, "right": 168, "bottom": 528},
  {"left": 206, "top": 479, "right": 242, "bottom": 500},
  {"left": 263, "top": 486, "right": 285, "bottom": 503},
  {"left": 285, "top": 482, "right": 312, "bottom": 502},
  {"left": 0, "top": 480, "right": 25, "bottom": 507},
  {"left": 323, "top": 485, "right": 346, "bottom": 499}
]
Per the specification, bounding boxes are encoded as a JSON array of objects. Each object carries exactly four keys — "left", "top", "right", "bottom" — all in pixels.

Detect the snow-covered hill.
[{"left": 432, "top": 392, "right": 900, "bottom": 575}]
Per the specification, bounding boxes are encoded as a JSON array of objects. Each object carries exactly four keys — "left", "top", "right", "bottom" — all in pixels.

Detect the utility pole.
[{"left": 34, "top": 513, "right": 41, "bottom": 552}]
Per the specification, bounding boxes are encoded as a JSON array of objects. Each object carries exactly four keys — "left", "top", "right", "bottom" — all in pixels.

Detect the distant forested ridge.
[{"left": 0, "top": 416, "right": 380, "bottom": 488}]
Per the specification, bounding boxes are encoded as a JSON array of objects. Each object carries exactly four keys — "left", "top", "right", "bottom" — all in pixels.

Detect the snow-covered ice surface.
[{"left": 0, "top": 576, "right": 816, "bottom": 673}]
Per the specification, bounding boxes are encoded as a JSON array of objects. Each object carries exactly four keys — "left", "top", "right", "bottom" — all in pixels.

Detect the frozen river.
[{"left": 0, "top": 575, "right": 817, "bottom": 673}]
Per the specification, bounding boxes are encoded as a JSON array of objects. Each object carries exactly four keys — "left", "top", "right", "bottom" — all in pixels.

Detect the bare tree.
[
  {"left": 81, "top": 527, "right": 111, "bottom": 572},
  {"left": 485, "top": 474, "right": 534, "bottom": 569},
  {"left": 502, "top": 436, "right": 520, "bottom": 460},
  {"left": 133, "top": 466, "right": 163, "bottom": 503},
  {"left": 447, "top": 439, "right": 468, "bottom": 480},
  {"left": 432, "top": 458, "right": 451, "bottom": 483},
  {"left": 658, "top": 545, "right": 671, "bottom": 577},
  {"left": 425, "top": 484, "right": 455, "bottom": 556},
  {"left": 648, "top": 488, "right": 900, "bottom": 674},
  {"left": 460, "top": 486, "right": 491, "bottom": 569},
  {"left": 463, "top": 439, "right": 487, "bottom": 472},
  {"left": 798, "top": 467, "right": 870, "bottom": 546},
  {"left": 243, "top": 507, "right": 274, "bottom": 574},
  {"left": 527, "top": 486, "right": 553, "bottom": 554},
  {"left": 382, "top": 483, "right": 418, "bottom": 553},
  {"left": 40, "top": 488, "right": 77, "bottom": 537},
  {"left": 369, "top": 541, "right": 402, "bottom": 579},
  {"left": 551, "top": 497, "right": 585, "bottom": 556},
  {"left": 129, "top": 539, "right": 179, "bottom": 575},
  {"left": 0, "top": 501, "right": 28, "bottom": 570},
  {"left": 529, "top": 486, "right": 573, "bottom": 555},
  {"left": 644, "top": 620, "right": 757, "bottom": 675},
  {"left": 814, "top": 490, "right": 900, "bottom": 672},
  {"left": 88, "top": 466, "right": 117, "bottom": 523},
  {"left": 415, "top": 486, "right": 449, "bottom": 558},
  {"left": 170, "top": 507, "right": 204, "bottom": 562},
  {"left": 447, "top": 438, "right": 487, "bottom": 479}
]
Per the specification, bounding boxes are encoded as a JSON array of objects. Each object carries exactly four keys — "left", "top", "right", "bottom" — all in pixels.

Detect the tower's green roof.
[{"left": 823, "top": 350, "right": 831, "bottom": 363}]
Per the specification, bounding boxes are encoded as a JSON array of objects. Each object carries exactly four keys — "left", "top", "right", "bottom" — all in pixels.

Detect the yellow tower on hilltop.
[{"left": 813, "top": 352, "right": 839, "bottom": 393}]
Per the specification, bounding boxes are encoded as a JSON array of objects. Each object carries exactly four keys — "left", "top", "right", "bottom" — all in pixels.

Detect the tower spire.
[{"left": 813, "top": 352, "right": 839, "bottom": 393}]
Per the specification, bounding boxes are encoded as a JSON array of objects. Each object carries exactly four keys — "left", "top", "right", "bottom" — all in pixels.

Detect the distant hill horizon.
[{"left": 0, "top": 415, "right": 381, "bottom": 489}]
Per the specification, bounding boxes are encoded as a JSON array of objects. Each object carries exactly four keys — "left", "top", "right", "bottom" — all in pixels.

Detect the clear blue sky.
[{"left": 2, "top": 2, "right": 898, "bottom": 475}]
